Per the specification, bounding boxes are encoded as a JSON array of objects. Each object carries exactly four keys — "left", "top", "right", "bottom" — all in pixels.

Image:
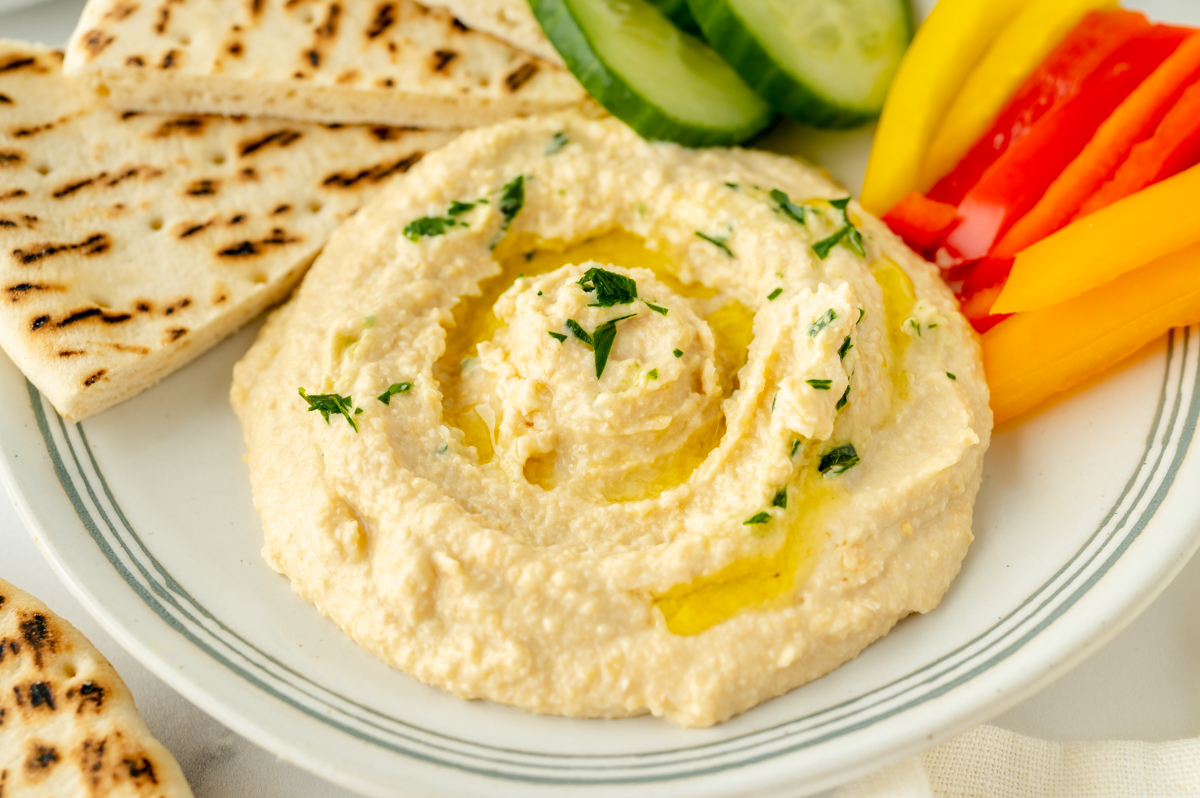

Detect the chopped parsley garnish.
[
  {"left": 545, "top": 131, "right": 569, "bottom": 155},
  {"left": 548, "top": 331, "right": 567, "bottom": 342},
  {"left": 808, "top": 308, "right": 836, "bottom": 337},
  {"left": 696, "top": 231, "right": 733, "bottom": 258},
  {"left": 579, "top": 266, "right": 638, "bottom": 306},
  {"left": 838, "top": 335, "right": 853, "bottom": 359},
  {"left": 812, "top": 197, "right": 866, "bottom": 260},
  {"left": 907, "top": 318, "right": 921, "bottom": 336},
  {"left": 648, "top": 368, "right": 659, "bottom": 380},
  {"left": 836, "top": 385, "right": 850, "bottom": 411},
  {"left": 858, "top": 308, "right": 866, "bottom": 323},
  {"left": 499, "top": 174, "right": 525, "bottom": 230},
  {"left": 772, "top": 487, "right": 788, "bottom": 509},
  {"left": 790, "top": 438, "right": 801, "bottom": 457},
  {"left": 377, "top": 381, "right": 412, "bottom": 404},
  {"left": 947, "top": 372, "right": 957, "bottom": 380},
  {"left": 673, "top": 348, "right": 684, "bottom": 358},
  {"left": 566, "top": 319, "right": 592, "bottom": 345},
  {"left": 403, "top": 215, "right": 459, "bottom": 242},
  {"left": 770, "top": 188, "right": 807, "bottom": 226},
  {"left": 744, "top": 512, "right": 771, "bottom": 525},
  {"left": 806, "top": 379, "right": 832, "bottom": 390},
  {"left": 767, "top": 288, "right": 783, "bottom": 301},
  {"left": 818, "top": 443, "right": 859, "bottom": 476},
  {"left": 298, "top": 388, "right": 360, "bottom": 432},
  {"left": 447, "top": 200, "right": 475, "bottom": 216},
  {"left": 725, "top": 182, "right": 740, "bottom": 190},
  {"left": 646, "top": 302, "right": 669, "bottom": 315},
  {"left": 592, "top": 314, "right": 636, "bottom": 378}
]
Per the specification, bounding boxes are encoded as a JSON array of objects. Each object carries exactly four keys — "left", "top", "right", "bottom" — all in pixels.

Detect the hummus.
[{"left": 231, "top": 113, "right": 991, "bottom": 727}]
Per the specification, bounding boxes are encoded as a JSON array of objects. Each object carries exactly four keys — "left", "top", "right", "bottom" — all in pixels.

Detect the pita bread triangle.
[
  {"left": 0, "top": 40, "right": 457, "bottom": 421},
  {"left": 420, "top": 0, "right": 564, "bottom": 66},
  {"left": 62, "top": 0, "right": 585, "bottom": 129},
  {"left": 0, "top": 576, "right": 195, "bottom": 797}
]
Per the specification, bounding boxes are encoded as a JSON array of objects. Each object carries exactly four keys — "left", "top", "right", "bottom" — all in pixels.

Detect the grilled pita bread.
[
  {"left": 421, "top": 0, "right": 563, "bottom": 66},
  {"left": 0, "top": 577, "right": 194, "bottom": 798},
  {"left": 0, "top": 41, "right": 457, "bottom": 421},
  {"left": 62, "top": 0, "right": 585, "bottom": 129}
]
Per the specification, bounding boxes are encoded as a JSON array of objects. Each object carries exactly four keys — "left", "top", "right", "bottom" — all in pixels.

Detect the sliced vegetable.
[
  {"left": 860, "top": 0, "right": 1031, "bottom": 214},
  {"left": 1079, "top": 78, "right": 1200, "bottom": 217},
  {"left": 651, "top": 0, "right": 701, "bottom": 33},
  {"left": 920, "top": 0, "right": 1119, "bottom": 191},
  {"left": 927, "top": 9, "right": 1149, "bottom": 207},
  {"left": 984, "top": 240, "right": 1200, "bottom": 424},
  {"left": 994, "top": 31, "right": 1200, "bottom": 257},
  {"left": 530, "top": 0, "right": 773, "bottom": 147},
  {"left": 688, "top": 0, "right": 913, "bottom": 129},
  {"left": 939, "top": 25, "right": 1188, "bottom": 263},
  {"left": 880, "top": 191, "right": 958, "bottom": 255},
  {"left": 992, "top": 162, "right": 1200, "bottom": 313}
]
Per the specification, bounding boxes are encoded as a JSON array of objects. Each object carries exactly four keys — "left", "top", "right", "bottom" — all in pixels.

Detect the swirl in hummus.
[{"left": 231, "top": 113, "right": 992, "bottom": 727}]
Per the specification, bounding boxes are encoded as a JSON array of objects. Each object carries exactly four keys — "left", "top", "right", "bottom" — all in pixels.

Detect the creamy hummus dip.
[{"left": 231, "top": 113, "right": 991, "bottom": 727}]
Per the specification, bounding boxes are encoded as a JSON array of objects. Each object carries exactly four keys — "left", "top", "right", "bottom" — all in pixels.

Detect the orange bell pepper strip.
[
  {"left": 1079, "top": 78, "right": 1200, "bottom": 216},
  {"left": 921, "top": 0, "right": 1119, "bottom": 191},
  {"left": 992, "top": 161, "right": 1200, "bottom": 314},
  {"left": 881, "top": 192, "right": 959, "bottom": 255},
  {"left": 985, "top": 240, "right": 1200, "bottom": 424},
  {"left": 860, "top": 0, "right": 1032, "bottom": 216},
  {"left": 994, "top": 31, "right": 1200, "bottom": 257}
]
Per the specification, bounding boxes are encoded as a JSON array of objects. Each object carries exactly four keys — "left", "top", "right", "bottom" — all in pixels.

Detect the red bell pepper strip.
[
  {"left": 995, "top": 31, "right": 1200, "bottom": 257},
  {"left": 1078, "top": 76, "right": 1200, "bottom": 217},
  {"left": 939, "top": 25, "right": 1190, "bottom": 264},
  {"left": 960, "top": 286, "right": 1011, "bottom": 334},
  {"left": 881, "top": 192, "right": 959, "bottom": 256},
  {"left": 927, "top": 9, "right": 1150, "bottom": 207}
]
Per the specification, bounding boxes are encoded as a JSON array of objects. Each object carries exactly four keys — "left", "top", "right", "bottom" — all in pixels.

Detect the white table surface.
[{"left": 4, "top": 0, "right": 1200, "bottom": 794}]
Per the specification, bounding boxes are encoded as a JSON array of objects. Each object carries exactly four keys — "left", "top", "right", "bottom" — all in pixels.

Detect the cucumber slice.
[
  {"left": 688, "top": 0, "right": 913, "bottom": 129},
  {"left": 648, "top": 0, "right": 701, "bottom": 34},
  {"left": 531, "top": 0, "right": 774, "bottom": 147}
]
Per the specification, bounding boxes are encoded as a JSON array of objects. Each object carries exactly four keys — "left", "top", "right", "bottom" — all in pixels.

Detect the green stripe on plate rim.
[{"left": 25, "top": 327, "right": 1200, "bottom": 784}]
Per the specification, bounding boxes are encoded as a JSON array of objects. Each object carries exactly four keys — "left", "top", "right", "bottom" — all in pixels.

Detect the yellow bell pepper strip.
[
  {"left": 984, "top": 239, "right": 1200, "bottom": 424},
  {"left": 860, "top": 0, "right": 1032, "bottom": 216},
  {"left": 994, "top": 31, "right": 1200, "bottom": 258},
  {"left": 991, "top": 161, "right": 1200, "bottom": 314}
]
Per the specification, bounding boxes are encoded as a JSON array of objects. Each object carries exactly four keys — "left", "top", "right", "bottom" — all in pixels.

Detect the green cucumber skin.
[
  {"left": 529, "top": 0, "right": 774, "bottom": 147},
  {"left": 687, "top": 0, "right": 914, "bottom": 129},
  {"left": 649, "top": 0, "right": 702, "bottom": 34}
]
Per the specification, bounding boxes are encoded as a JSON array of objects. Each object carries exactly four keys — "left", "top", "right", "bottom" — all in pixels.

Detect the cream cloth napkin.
[{"left": 832, "top": 725, "right": 1200, "bottom": 798}]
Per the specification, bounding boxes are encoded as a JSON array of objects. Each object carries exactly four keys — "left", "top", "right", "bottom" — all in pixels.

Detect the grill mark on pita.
[
  {"left": 154, "top": 0, "right": 182, "bottom": 34},
  {"left": 227, "top": 41, "right": 244, "bottom": 56},
  {"left": 7, "top": 283, "right": 60, "bottom": 301},
  {"left": 378, "top": 77, "right": 395, "bottom": 88},
  {"left": 316, "top": 3, "right": 342, "bottom": 38},
  {"left": 239, "top": 129, "right": 302, "bottom": 156},
  {"left": 369, "top": 126, "right": 412, "bottom": 141},
  {"left": 0, "top": 189, "right": 27, "bottom": 201},
  {"left": 56, "top": 308, "right": 133, "bottom": 328},
  {"left": 107, "top": 343, "right": 149, "bottom": 354},
  {"left": 126, "top": 757, "right": 159, "bottom": 784},
  {"left": 104, "top": 1, "right": 139, "bottom": 20},
  {"left": 367, "top": 3, "right": 395, "bottom": 37},
  {"left": 153, "top": 115, "right": 207, "bottom": 136},
  {"left": 126, "top": 55, "right": 145, "bottom": 67},
  {"left": 505, "top": 62, "right": 539, "bottom": 92},
  {"left": 121, "top": 111, "right": 140, "bottom": 120},
  {"left": 58, "top": 349, "right": 85, "bottom": 357},
  {"left": 0, "top": 220, "right": 14, "bottom": 228},
  {"left": 31, "top": 315, "right": 48, "bottom": 330},
  {"left": 273, "top": 204, "right": 291, "bottom": 215},
  {"left": 167, "top": 328, "right": 187, "bottom": 341},
  {"left": 306, "top": 49, "right": 320, "bottom": 67},
  {"left": 19, "top": 613, "right": 52, "bottom": 667},
  {"left": 163, "top": 297, "right": 191, "bottom": 315},
  {"left": 28, "top": 682, "right": 55, "bottom": 710},
  {"left": 249, "top": 0, "right": 263, "bottom": 15},
  {"left": 12, "top": 121, "right": 55, "bottom": 138},
  {"left": 0, "top": 94, "right": 14, "bottom": 105},
  {"left": 230, "top": 213, "right": 245, "bottom": 224},
  {"left": 218, "top": 227, "right": 300, "bottom": 257},
  {"left": 0, "top": 57, "right": 36, "bottom": 73},
  {"left": 82, "top": 30, "right": 115, "bottom": 58},
  {"left": 322, "top": 152, "right": 423, "bottom": 187},
  {"left": 336, "top": 68, "right": 358, "bottom": 84},
  {"left": 240, "top": 167, "right": 258, "bottom": 180},
  {"left": 431, "top": 50, "right": 456, "bottom": 72},
  {"left": 160, "top": 49, "right": 179, "bottom": 69},
  {"left": 53, "top": 173, "right": 106, "bottom": 198},
  {"left": 0, "top": 152, "right": 24, "bottom": 168},
  {"left": 451, "top": 17, "right": 468, "bottom": 32},
  {"left": 27, "top": 744, "right": 59, "bottom": 770},
  {"left": 106, "top": 166, "right": 153, "bottom": 187},
  {"left": 13, "top": 233, "right": 112, "bottom": 265},
  {"left": 185, "top": 179, "right": 219, "bottom": 196},
  {"left": 83, "top": 369, "right": 107, "bottom": 387},
  {"left": 179, "top": 221, "right": 210, "bottom": 237}
]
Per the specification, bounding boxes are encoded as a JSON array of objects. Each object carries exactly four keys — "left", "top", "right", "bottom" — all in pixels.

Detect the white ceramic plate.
[{"left": 4, "top": 1, "right": 1200, "bottom": 796}]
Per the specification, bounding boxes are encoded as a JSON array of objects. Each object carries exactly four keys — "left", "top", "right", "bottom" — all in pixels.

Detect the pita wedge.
[
  {"left": 0, "top": 41, "right": 457, "bottom": 421},
  {"left": 421, "top": 0, "right": 563, "bottom": 66},
  {"left": 63, "top": 0, "right": 585, "bottom": 129},
  {"left": 0, "top": 577, "right": 194, "bottom": 798}
]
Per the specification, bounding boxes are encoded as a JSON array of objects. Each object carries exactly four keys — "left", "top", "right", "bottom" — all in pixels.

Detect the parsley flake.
[
  {"left": 806, "top": 379, "right": 832, "bottom": 390},
  {"left": 673, "top": 348, "right": 683, "bottom": 358},
  {"left": 818, "top": 443, "right": 859, "bottom": 476},
  {"left": 646, "top": 302, "right": 669, "bottom": 315},
  {"left": 772, "top": 487, "right": 788, "bottom": 509},
  {"left": 566, "top": 319, "right": 592, "bottom": 346},
  {"left": 298, "top": 388, "right": 360, "bottom": 432},
  {"left": 499, "top": 174, "right": 525, "bottom": 230},
  {"left": 947, "top": 372, "right": 957, "bottom": 380},
  {"left": 808, "top": 309, "right": 836, "bottom": 337},
  {"left": 770, "top": 188, "right": 807, "bottom": 226},
  {"left": 696, "top": 231, "right": 734, "bottom": 258},
  {"left": 744, "top": 512, "right": 771, "bottom": 525},
  {"left": 377, "top": 381, "right": 412, "bottom": 404},
  {"left": 648, "top": 368, "right": 659, "bottom": 380},
  {"left": 812, "top": 197, "right": 866, "bottom": 259},
  {"left": 548, "top": 331, "right": 567, "bottom": 342},
  {"left": 836, "top": 385, "right": 850, "bottom": 411},
  {"left": 858, "top": 308, "right": 866, "bottom": 323},
  {"left": 545, "top": 131, "right": 569, "bottom": 155},
  {"left": 592, "top": 314, "right": 636, "bottom": 378},
  {"left": 767, "top": 288, "right": 783, "bottom": 301},
  {"left": 790, "top": 438, "right": 801, "bottom": 457},
  {"left": 447, "top": 200, "right": 475, "bottom": 216},
  {"left": 838, "top": 335, "right": 853, "bottom": 359},
  {"left": 403, "top": 215, "right": 458, "bottom": 242},
  {"left": 579, "top": 266, "right": 638, "bottom": 306}
]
